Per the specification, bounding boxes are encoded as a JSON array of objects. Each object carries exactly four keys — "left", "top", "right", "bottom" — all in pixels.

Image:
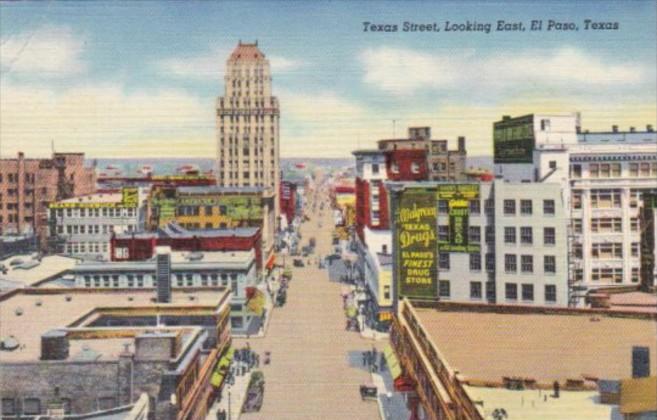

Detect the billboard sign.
[
  {"left": 437, "top": 184, "right": 480, "bottom": 253},
  {"left": 49, "top": 187, "right": 139, "bottom": 209},
  {"left": 493, "top": 114, "right": 535, "bottom": 163},
  {"left": 395, "top": 188, "right": 438, "bottom": 299}
]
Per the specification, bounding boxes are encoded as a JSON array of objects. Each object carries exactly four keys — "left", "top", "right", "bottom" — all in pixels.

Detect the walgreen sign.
[
  {"left": 437, "top": 184, "right": 480, "bottom": 253},
  {"left": 493, "top": 115, "right": 535, "bottom": 163},
  {"left": 395, "top": 188, "right": 438, "bottom": 299}
]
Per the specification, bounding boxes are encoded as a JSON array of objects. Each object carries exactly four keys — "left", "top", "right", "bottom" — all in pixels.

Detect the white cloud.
[
  {"left": 0, "top": 80, "right": 214, "bottom": 158},
  {"left": 157, "top": 48, "right": 305, "bottom": 80},
  {"left": 1, "top": 25, "right": 86, "bottom": 77},
  {"left": 360, "top": 46, "right": 647, "bottom": 96}
]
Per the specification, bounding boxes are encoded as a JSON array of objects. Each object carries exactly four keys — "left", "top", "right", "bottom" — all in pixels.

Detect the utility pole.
[{"left": 392, "top": 119, "right": 397, "bottom": 138}]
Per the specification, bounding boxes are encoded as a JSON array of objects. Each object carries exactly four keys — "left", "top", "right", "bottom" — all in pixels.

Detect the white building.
[
  {"left": 494, "top": 114, "right": 657, "bottom": 298},
  {"left": 216, "top": 41, "right": 280, "bottom": 224},
  {"left": 48, "top": 188, "right": 147, "bottom": 261}
]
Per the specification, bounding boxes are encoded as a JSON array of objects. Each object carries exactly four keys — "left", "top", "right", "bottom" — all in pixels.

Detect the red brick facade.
[
  {"left": 279, "top": 181, "right": 297, "bottom": 225},
  {"left": 385, "top": 149, "right": 429, "bottom": 182},
  {"left": 0, "top": 152, "right": 96, "bottom": 246}
]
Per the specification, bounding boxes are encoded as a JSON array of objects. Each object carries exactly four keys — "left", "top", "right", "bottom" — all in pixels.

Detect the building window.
[
  {"left": 439, "top": 252, "right": 450, "bottom": 270},
  {"left": 629, "top": 162, "right": 639, "bottom": 177},
  {"left": 2, "top": 398, "right": 16, "bottom": 416},
  {"left": 372, "top": 164, "right": 379, "bottom": 175},
  {"left": 521, "top": 284, "right": 534, "bottom": 301},
  {"left": 540, "top": 119, "right": 550, "bottom": 131},
  {"left": 505, "top": 283, "right": 518, "bottom": 300},
  {"left": 485, "top": 199, "right": 495, "bottom": 215},
  {"left": 544, "top": 227, "right": 556, "bottom": 245},
  {"left": 176, "top": 274, "right": 184, "bottom": 287},
  {"left": 384, "top": 285, "right": 391, "bottom": 299},
  {"left": 23, "top": 398, "right": 41, "bottom": 415},
  {"left": 468, "top": 226, "right": 481, "bottom": 243},
  {"left": 572, "top": 191, "right": 582, "bottom": 209},
  {"left": 485, "top": 253, "right": 495, "bottom": 272},
  {"left": 520, "top": 200, "right": 532, "bottom": 215},
  {"left": 470, "top": 282, "right": 482, "bottom": 299},
  {"left": 505, "top": 254, "right": 517, "bottom": 273},
  {"left": 543, "top": 199, "right": 555, "bottom": 215},
  {"left": 545, "top": 285, "right": 557, "bottom": 303},
  {"left": 469, "top": 253, "right": 481, "bottom": 271},
  {"left": 438, "top": 225, "right": 449, "bottom": 242},
  {"left": 592, "top": 268, "right": 623, "bottom": 283},
  {"left": 520, "top": 227, "right": 533, "bottom": 244},
  {"left": 571, "top": 164, "right": 581, "bottom": 178},
  {"left": 544, "top": 256, "right": 556, "bottom": 273},
  {"left": 485, "top": 226, "right": 495, "bottom": 244},
  {"left": 439, "top": 280, "right": 450, "bottom": 298},
  {"left": 504, "top": 227, "right": 516, "bottom": 244},
  {"left": 591, "top": 189, "right": 621, "bottom": 208},
  {"left": 231, "top": 317, "right": 244, "bottom": 329},
  {"left": 410, "top": 162, "right": 420, "bottom": 174},
  {"left": 521, "top": 255, "right": 533, "bottom": 273},
  {"left": 631, "top": 218, "right": 640, "bottom": 232},
  {"left": 631, "top": 267, "right": 640, "bottom": 283},
  {"left": 631, "top": 242, "right": 640, "bottom": 257},
  {"left": 391, "top": 163, "right": 399, "bottom": 174},
  {"left": 469, "top": 200, "right": 481, "bottom": 214},
  {"left": 503, "top": 199, "right": 516, "bottom": 215},
  {"left": 438, "top": 200, "right": 449, "bottom": 214},
  {"left": 591, "top": 218, "right": 622, "bottom": 233},
  {"left": 589, "top": 163, "right": 599, "bottom": 178},
  {"left": 591, "top": 243, "right": 623, "bottom": 259}
]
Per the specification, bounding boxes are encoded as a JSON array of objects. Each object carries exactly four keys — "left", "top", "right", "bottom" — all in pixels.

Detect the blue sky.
[{"left": 1, "top": 0, "right": 655, "bottom": 158}]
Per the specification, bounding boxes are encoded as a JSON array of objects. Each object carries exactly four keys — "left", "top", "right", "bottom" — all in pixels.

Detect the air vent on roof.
[
  {"left": 35, "top": 300, "right": 42, "bottom": 307},
  {"left": 15, "top": 307, "right": 23, "bottom": 316},
  {"left": 1, "top": 337, "right": 19, "bottom": 351},
  {"left": 187, "top": 252, "right": 204, "bottom": 261},
  {"left": 188, "top": 296, "right": 196, "bottom": 301},
  {"left": 127, "top": 296, "right": 134, "bottom": 301},
  {"left": 65, "top": 295, "right": 72, "bottom": 302}
]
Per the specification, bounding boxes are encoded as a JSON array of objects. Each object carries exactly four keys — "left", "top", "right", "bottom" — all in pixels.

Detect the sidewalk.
[
  {"left": 360, "top": 325, "right": 390, "bottom": 341},
  {"left": 206, "top": 362, "right": 253, "bottom": 420},
  {"left": 370, "top": 364, "right": 410, "bottom": 420}
]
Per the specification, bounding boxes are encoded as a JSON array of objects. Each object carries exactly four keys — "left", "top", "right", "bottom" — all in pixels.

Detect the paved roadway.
[{"left": 236, "top": 185, "right": 382, "bottom": 420}]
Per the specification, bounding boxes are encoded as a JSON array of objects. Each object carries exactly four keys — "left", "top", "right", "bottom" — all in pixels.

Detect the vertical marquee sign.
[
  {"left": 395, "top": 188, "right": 438, "bottom": 299},
  {"left": 437, "top": 184, "right": 480, "bottom": 253}
]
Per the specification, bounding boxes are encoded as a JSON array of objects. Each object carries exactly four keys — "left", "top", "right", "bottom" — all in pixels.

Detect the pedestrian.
[
  {"left": 380, "top": 353, "right": 386, "bottom": 370},
  {"left": 362, "top": 352, "right": 366, "bottom": 367}
]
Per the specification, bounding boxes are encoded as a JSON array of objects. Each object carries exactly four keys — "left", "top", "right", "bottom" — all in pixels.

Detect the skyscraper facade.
[{"left": 216, "top": 41, "right": 280, "bottom": 224}]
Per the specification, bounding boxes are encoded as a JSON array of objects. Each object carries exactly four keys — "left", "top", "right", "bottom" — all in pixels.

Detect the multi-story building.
[
  {"left": 493, "top": 114, "right": 657, "bottom": 297},
  {"left": 377, "top": 127, "right": 467, "bottom": 181},
  {"left": 0, "top": 152, "right": 96, "bottom": 246},
  {"left": 390, "top": 298, "right": 657, "bottom": 420},
  {"left": 216, "top": 41, "right": 280, "bottom": 225},
  {"left": 48, "top": 188, "right": 147, "bottom": 261},
  {"left": 0, "top": 284, "right": 232, "bottom": 419},
  {"left": 147, "top": 186, "right": 276, "bottom": 275},
  {"left": 110, "top": 222, "right": 262, "bottom": 268},
  {"left": 70, "top": 247, "right": 264, "bottom": 335},
  {"left": 279, "top": 180, "right": 298, "bottom": 226},
  {"left": 388, "top": 180, "right": 569, "bottom": 307}
]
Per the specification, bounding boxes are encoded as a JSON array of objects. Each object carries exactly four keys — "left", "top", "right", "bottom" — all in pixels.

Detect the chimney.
[
  {"left": 612, "top": 125, "right": 618, "bottom": 133},
  {"left": 156, "top": 246, "right": 172, "bottom": 303},
  {"left": 629, "top": 127, "right": 636, "bottom": 133},
  {"left": 632, "top": 346, "right": 650, "bottom": 378},
  {"left": 647, "top": 124, "right": 654, "bottom": 132},
  {"left": 458, "top": 136, "right": 466, "bottom": 153}
]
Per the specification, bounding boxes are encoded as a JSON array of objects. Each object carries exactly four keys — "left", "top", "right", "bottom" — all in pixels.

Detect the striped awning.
[{"left": 384, "top": 344, "right": 402, "bottom": 379}]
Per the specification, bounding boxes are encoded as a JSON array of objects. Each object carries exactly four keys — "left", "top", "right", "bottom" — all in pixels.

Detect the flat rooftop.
[
  {"left": 412, "top": 306, "right": 657, "bottom": 385},
  {"left": 0, "top": 254, "right": 78, "bottom": 287},
  {"left": 0, "top": 288, "right": 228, "bottom": 363}
]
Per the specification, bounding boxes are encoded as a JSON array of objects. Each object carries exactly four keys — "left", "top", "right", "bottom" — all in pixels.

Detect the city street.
[{"left": 235, "top": 185, "right": 384, "bottom": 420}]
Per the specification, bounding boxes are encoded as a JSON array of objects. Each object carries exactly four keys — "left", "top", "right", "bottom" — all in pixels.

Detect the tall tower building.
[{"left": 216, "top": 41, "right": 280, "bottom": 224}]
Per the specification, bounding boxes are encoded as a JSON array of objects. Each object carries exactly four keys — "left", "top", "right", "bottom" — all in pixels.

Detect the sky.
[{"left": 1, "top": 0, "right": 656, "bottom": 158}]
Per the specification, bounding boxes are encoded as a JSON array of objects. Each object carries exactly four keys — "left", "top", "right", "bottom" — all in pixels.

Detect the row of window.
[
  {"left": 503, "top": 226, "right": 556, "bottom": 245},
  {"left": 502, "top": 199, "right": 556, "bottom": 216},
  {"left": 571, "top": 162, "right": 657, "bottom": 178},
  {"left": 504, "top": 254, "right": 556, "bottom": 274},
  {"left": 66, "top": 242, "right": 109, "bottom": 254},
  {"left": 54, "top": 207, "right": 137, "bottom": 218},
  {"left": 82, "top": 272, "right": 243, "bottom": 291},
  {"left": 573, "top": 267, "right": 641, "bottom": 283},
  {"left": 58, "top": 224, "right": 136, "bottom": 235},
  {"left": 572, "top": 242, "right": 641, "bottom": 259},
  {"left": 572, "top": 189, "right": 651, "bottom": 210},
  {"left": 0, "top": 173, "right": 36, "bottom": 184},
  {"left": 437, "top": 280, "right": 558, "bottom": 303}
]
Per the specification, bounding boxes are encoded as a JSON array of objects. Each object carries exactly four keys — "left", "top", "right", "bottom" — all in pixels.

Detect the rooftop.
[
  {"left": 177, "top": 185, "right": 265, "bottom": 195},
  {"left": 608, "top": 291, "right": 657, "bottom": 314},
  {"left": 73, "top": 249, "right": 255, "bottom": 272},
  {"left": 0, "top": 288, "right": 228, "bottom": 363},
  {"left": 0, "top": 254, "right": 78, "bottom": 287},
  {"left": 411, "top": 304, "right": 657, "bottom": 385},
  {"left": 114, "top": 223, "right": 260, "bottom": 240},
  {"left": 229, "top": 41, "right": 266, "bottom": 61}
]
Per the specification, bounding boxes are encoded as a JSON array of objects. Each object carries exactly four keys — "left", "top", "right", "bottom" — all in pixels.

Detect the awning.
[
  {"left": 384, "top": 344, "right": 402, "bottom": 379},
  {"left": 247, "top": 289, "right": 266, "bottom": 317},
  {"left": 210, "top": 348, "right": 235, "bottom": 388},
  {"left": 266, "top": 254, "right": 276, "bottom": 271}
]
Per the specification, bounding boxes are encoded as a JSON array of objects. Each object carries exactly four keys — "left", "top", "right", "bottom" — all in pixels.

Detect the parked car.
[{"left": 293, "top": 258, "right": 305, "bottom": 267}]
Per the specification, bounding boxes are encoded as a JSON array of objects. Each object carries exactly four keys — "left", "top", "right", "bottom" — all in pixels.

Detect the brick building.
[
  {"left": 279, "top": 180, "right": 298, "bottom": 226},
  {"left": 0, "top": 152, "right": 96, "bottom": 247}
]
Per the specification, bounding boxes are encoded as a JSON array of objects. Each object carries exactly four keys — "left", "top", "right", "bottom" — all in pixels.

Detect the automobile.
[
  {"left": 293, "top": 258, "right": 305, "bottom": 267},
  {"left": 359, "top": 385, "right": 378, "bottom": 401}
]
